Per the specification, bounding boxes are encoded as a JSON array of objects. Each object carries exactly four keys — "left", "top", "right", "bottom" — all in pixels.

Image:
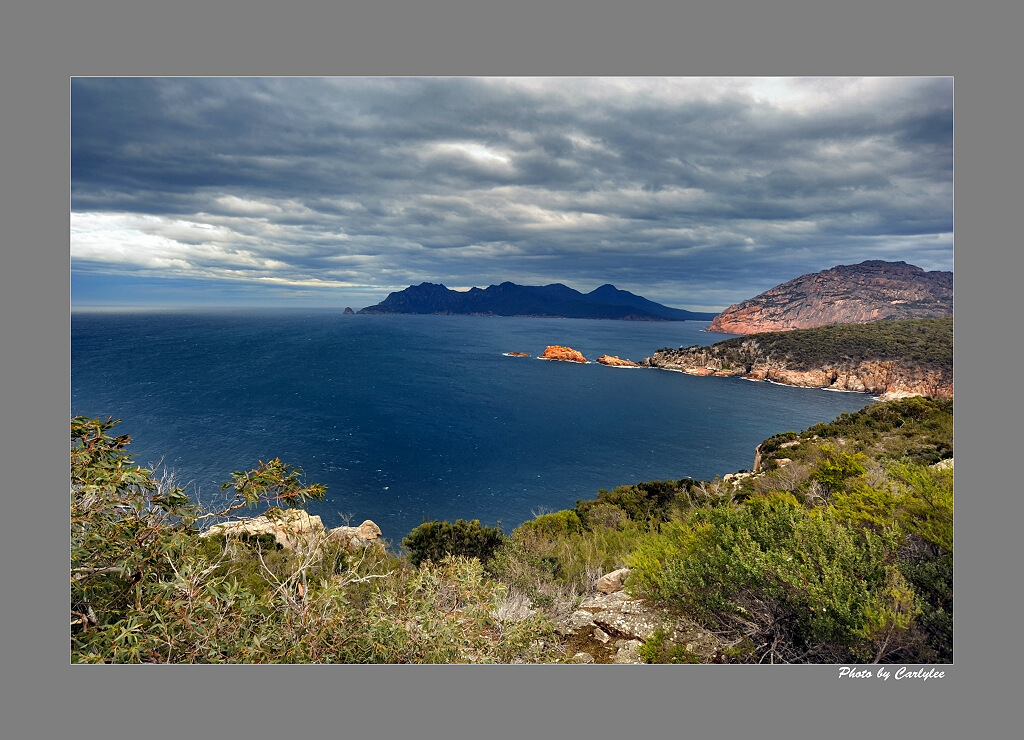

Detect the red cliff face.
[
  {"left": 708, "top": 261, "right": 953, "bottom": 335},
  {"left": 541, "top": 346, "right": 588, "bottom": 363},
  {"left": 596, "top": 355, "right": 641, "bottom": 367}
]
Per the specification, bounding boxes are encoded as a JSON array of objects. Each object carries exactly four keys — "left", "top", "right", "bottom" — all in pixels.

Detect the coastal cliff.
[
  {"left": 643, "top": 317, "right": 953, "bottom": 400},
  {"left": 707, "top": 260, "right": 953, "bottom": 334}
]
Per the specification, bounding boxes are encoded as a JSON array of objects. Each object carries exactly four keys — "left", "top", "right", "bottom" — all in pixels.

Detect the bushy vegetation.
[
  {"left": 401, "top": 519, "right": 507, "bottom": 567},
  {"left": 71, "top": 417, "right": 556, "bottom": 663},
  {"left": 758, "top": 395, "right": 953, "bottom": 470},
  {"left": 486, "top": 397, "right": 952, "bottom": 664},
  {"left": 669, "top": 317, "right": 952, "bottom": 377},
  {"left": 628, "top": 493, "right": 917, "bottom": 663},
  {"left": 71, "top": 393, "right": 953, "bottom": 664}
]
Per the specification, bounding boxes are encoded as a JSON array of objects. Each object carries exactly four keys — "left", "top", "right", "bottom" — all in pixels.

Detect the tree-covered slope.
[{"left": 645, "top": 317, "right": 952, "bottom": 399}]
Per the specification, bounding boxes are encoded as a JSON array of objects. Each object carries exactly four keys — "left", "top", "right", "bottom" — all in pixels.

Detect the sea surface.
[{"left": 71, "top": 310, "right": 875, "bottom": 542}]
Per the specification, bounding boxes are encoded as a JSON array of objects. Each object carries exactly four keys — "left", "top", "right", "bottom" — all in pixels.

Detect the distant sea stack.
[
  {"left": 707, "top": 261, "right": 953, "bottom": 335},
  {"left": 343, "top": 307, "right": 355, "bottom": 315},
  {"left": 540, "top": 346, "right": 588, "bottom": 363},
  {"left": 358, "top": 281, "right": 717, "bottom": 322}
]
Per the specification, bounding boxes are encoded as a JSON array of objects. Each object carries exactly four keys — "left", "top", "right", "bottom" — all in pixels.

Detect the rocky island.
[
  {"left": 540, "top": 345, "right": 588, "bottom": 363},
  {"left": 596, "top": 355, "right": 641, "bottom": 367},
  {"left": 359, "top": 281, "right": 717, "bottom": 322}
]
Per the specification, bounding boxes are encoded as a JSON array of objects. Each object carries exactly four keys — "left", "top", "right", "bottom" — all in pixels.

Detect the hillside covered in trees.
[{"left": 72, "top": 392, "right": 952, "bottom": 664}]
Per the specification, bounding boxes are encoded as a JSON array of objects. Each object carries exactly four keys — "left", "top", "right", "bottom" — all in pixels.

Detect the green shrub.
[
  {"left": 576, "top": 478, "right": 691, "bottom": 525},
  {"left": 811, "top": 446, "right": 867, "bottom": 495},
  {"left": 401, "top": 519, "right": 506, "bottom": 567},
  {"left": 628, "top": 493, "right": 918, "bottom": 663},
  {"left": 516, "top": 509, "right": 584, "bottom": 538},
  {"left": 638, "top": 628, "right": 700, "bottom": 664}
]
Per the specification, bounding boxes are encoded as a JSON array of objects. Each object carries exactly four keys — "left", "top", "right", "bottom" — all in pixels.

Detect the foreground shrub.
[
  {"left": 401, "top": 519, "right": 507, "bottom": 568},
  {"left": 628, "top": 493, "right": 919, "bottom": 663}
]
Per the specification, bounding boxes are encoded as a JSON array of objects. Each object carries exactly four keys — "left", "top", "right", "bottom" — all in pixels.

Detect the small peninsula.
[{"left": 642, "top": 317, "right": 953, "bottom": 401}]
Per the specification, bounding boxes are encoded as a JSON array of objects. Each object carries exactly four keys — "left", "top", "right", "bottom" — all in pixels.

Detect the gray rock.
[
  {"left": 612, "top": 639, "right": 643, "bottom": 664},
  {"left": 595, "top": 567, "right": 631, "bottom": 594},
  {"left": 556, "top": 609, "right": 599, "bottom": 636},
  {"left": 329, "top": 520, "right": 383, "bottom": 550}
]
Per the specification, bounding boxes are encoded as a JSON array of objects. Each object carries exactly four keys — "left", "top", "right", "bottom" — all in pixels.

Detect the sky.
[{"left": 70, "top": 77, "right": 953, "bottom": 311}]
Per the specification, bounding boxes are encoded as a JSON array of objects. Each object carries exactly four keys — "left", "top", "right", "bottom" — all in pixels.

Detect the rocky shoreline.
[
  {"left": 640, "top": 349, "right": 952, "bottom": 401},
  {"left": 511, "top": 343, "right": 951, "bottom": 401}
]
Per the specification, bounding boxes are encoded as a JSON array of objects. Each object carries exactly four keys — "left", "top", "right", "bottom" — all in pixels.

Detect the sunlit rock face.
[
  {"left": 540, "top": 346, "right": 588, "bottom": 363},
  {"left": 596, "top": 355, "right": 641, "bottom": 367},
  {"left": 708, "top": 261, "right": 953, "bottom": 335}
]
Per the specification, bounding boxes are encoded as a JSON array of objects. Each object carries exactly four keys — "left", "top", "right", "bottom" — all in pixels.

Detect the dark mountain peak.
[{"left": 359, "top": 281, "right": 717, "bottom": 321}]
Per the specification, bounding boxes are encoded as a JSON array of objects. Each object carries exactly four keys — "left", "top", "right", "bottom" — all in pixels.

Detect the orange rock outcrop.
[
  {"left": 541, "top": 345, "right": 588, "bottom": 363},
  {"left": 596, "top": 355, "right": 640, "bottom": 367}
]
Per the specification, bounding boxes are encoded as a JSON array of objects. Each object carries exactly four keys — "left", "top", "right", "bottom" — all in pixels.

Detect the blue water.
[{"left": 71, "top": 310, "right": 874, "bottom": 542}]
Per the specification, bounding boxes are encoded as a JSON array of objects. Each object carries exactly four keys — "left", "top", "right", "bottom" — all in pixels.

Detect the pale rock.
[
  {"left": 556, "top": 609, "right": 599, "bottom": 636},
  {"left": 596, "top": 355, "right": 641, "bottom": 368},
  {"left": 203, "top": 510, "right": 326, "bottom": 550},
  {"left": 595, "top": 567, "right": 631, "bottom": 594},
  {"left": 329, "top": 520, "right": 383, "bottom": 550},
  {"left": 612, "top": 640, "right": 643, "bottom": 664}
]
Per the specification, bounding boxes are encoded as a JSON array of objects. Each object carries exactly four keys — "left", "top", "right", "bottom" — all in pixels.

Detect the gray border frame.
[{"left": 7, "top": 0, "right": 1017, "bottom": 737}]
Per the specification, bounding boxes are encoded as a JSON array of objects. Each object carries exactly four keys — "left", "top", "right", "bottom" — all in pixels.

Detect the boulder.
[
  {"left": 540, "top": 345, "right": 588, "bottom": 363},
  {"left": 595, "top": 567, "right": 631, "bottom": 594},
  {"left": 596, "top": 355, "right": 640, "bottom": 367},
  {"left": 611, "top": 639, "right": 643, "bottom": 664},
  {"left": 204, "top": 512, "right": 383, "bottom": 554},
  {"left": 329, "top": 519, "right": 383, "bottom": 550},
  {"left": 557, "top": 589, "right": 723, "bottom": 663},
  {"left": 203, "top": 509, "right": 326, "bottom": 550}
]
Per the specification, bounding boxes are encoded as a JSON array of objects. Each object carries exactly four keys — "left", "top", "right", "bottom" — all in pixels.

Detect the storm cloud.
[{"left": 71, "top": 77, "right": 953, "bottom": 310}]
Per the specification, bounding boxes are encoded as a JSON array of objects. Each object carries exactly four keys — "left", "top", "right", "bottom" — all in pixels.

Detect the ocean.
[{"left": 71, "top": 309, "right": 875, "bottom": 542}]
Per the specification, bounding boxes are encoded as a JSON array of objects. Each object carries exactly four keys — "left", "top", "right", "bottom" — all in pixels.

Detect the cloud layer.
[{"left": 71, "top": 77, "right": 953, "bottom": 309}]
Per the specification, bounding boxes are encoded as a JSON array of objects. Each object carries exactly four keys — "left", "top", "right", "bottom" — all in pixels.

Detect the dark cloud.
[{"left": 71, "top": 77, "right": 953, "bottom": 310}]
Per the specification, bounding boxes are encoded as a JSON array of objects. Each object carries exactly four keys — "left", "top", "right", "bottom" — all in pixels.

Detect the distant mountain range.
[
  {"left": 707, "top": 260, "right": 953, "bottom": 334},
  {"left": 358, "top": 282, "right": 718, "bottom": 321}
]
